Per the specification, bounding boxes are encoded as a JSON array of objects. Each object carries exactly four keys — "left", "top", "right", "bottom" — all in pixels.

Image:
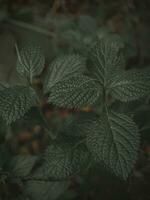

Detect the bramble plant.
[{"left": 0, "top": 33, "right": 150, "bottom": 199}]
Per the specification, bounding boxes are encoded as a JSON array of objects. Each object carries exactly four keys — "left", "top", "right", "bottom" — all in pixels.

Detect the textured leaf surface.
[
  {"left": 87, "top": 35, "right": 124, "bottom": 86},
  {"left": 25, "top": 181, "right": 68, "bottom": 200},
  {"left": 36, "top": 143, "right": 89, "bottom": 180},
  {"left": 0, "top": 86, "right": 37, "bottom": 124},
  {"left": 44, "top": 54, "right": 85, "bottom": 93},
  {"left": 86, "top": 111, "right": 139, "bottom": 179},
  {"left": 16, "top": 44, "right": 45, "bottom": 82},
  {"left": 10, "top": 156, "right": 38, "bottom": 177},
  {"left": 48, "top": 75, "right": 100, "bottom": 108},
  {"left": 109, "top": 70, "right": 150, "bottom": 102}
]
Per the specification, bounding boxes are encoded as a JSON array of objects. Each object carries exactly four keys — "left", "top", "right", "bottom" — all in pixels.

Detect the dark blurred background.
[{"left": 0, "top": 0, "right": 150, "bottom": 200}]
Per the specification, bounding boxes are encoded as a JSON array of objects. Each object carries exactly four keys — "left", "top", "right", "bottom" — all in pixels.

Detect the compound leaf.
[
  {"left": 16, "top": 44, "right": 45, "bottom": 82},
  {"left": 44, "top": 54, "right": 85, "bottom": 93},
  {"left": 0, "top": 86, "right": 37, "bottom": 124},
  {"left": 109, "top": 70, "right": 150, "bottom": 102},
  {"left": 86, "top": 110, "right": 139, "bottom": 179},
  {"left": 48, "top": 75, "right": 100, "bottom": 108}
]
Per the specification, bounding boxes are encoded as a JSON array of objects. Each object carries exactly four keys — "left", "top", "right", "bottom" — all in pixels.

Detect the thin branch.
[
  {"left": 6, "top": 19, "right": 55, "bottom": 38},
  {"left": 37, "top": 100, "right": 56, "bottom": 140},
  {"left": 10, "top": 175, "right": 69, "bottom": 182}
]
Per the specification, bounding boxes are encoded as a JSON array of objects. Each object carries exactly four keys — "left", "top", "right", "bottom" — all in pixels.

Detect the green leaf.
[
  {"left": 109, "top": 70, "right": 150, "bottom": 102},
  {"left": 86, "top": 110, "right": 139, "bottom": 179},
  {"left": 36, "top": 142, "right": 89, "bottom": 180},
  {"left": 9, "top": 156, "right": 38, "bottom": 177},
  {"left": 87, "top": 35, "right": 125, "bottom": 86},
  {"left": 0, "top": 86, "right": 37, "bottom": 124},
  {"left": 25, "top": 181, "right": 68, "bottom": 200},
  {"left": 16, "top": 44, "right": 45, "bottom": 82},
  {"left": 48, "top": 75, "right": 100, "bottom": 108},
  {"left": 44, "top": 54, "right": 85, "bottom": 93}
]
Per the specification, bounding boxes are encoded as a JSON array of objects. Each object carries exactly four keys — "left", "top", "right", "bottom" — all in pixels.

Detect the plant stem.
[
  {"left": 7, "top": 19, "right": 55, "bottom": 38},
  {"left": 37, "top": 107, "right": 56, "bottom": 140},
  {"left": 72, "top": 138, "right": 86, "bottom": 150},
  {"left": 10, "top": 175, "right": 68, "bottom": 182}
]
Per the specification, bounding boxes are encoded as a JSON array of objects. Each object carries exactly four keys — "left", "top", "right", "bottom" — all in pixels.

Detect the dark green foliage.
[
  {"left": 36, "top": 142, "right": 89, "bottom": 180},
  {"left": 87, "top": 35, "right": 125, "bottom": 86},
  {"left": 9, "top": 156, "right": 38, "bottom": 177},
  {"left": 44, "top": 54, "right": 86, "bottom": 93},
  {"left": 109, "top": 70, "right": 150, "bottom": 102},
  {"left": 48, "top": 75, "right": 100, "bottom": 108},
  {"left": 0, "top": 30, "right": 150, "bottom": 200},
  {"left": 16, "top": 44, "right": 45, "bottom": 83},
  {"left": 0, "top": 86, "right": 37, "bottom": 124},
  {"left": 86, "top": 111, "right": 139, "bottom": 179}
]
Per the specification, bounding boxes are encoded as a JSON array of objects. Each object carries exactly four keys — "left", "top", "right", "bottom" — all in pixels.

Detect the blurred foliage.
[{"left": 0, "top": 0, "right": 150, "bottom": 200}]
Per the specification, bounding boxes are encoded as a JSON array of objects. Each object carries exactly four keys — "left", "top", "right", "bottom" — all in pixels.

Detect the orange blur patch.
[
  {"left": 81, "top": 106, "right": 92, "bottom": 112},
  {"left": 18, "top": 131, "right": 32, "bottom": 142}
]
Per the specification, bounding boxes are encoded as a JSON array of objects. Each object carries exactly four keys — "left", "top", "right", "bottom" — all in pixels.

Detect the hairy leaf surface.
[
  {"left": 16, "top": 44, "right": 45, "bottom": 82},
  {"left": 48, "top": 75, "right": 100, "bottom": 108},
  {"left": 87, "top": 35, "right": 125, "bottom": 86},
  {"left": 36, "top": 142, "right": 89, "bottom": 180},
  {"left": 44, "top": 54, "right": 85, "bottom": 93},
  {"left": 86, "top": 110, "right": 139, "bottom": 179},
  {"left": 0, "top": 86, "right": 37, "bottom": 124},
  {"left": 109, "top": 70, "right": 150, "bottom": 102}
]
